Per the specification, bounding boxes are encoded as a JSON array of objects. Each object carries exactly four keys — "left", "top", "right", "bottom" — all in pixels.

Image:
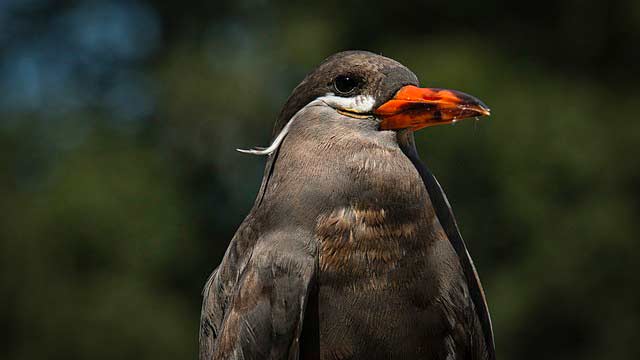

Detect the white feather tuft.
[
  {"left": 236, "top": 94, "right": 374, "bottom": 156},
  {"left": 236, "top": 107, "right": 299, "bottom": 156},
  {"left": 318, "top": 94, "right": 375, "bottom": 113}
]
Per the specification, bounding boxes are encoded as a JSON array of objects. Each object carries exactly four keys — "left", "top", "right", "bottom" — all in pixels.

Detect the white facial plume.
[
  {"left": 317, "top": 93, "right": 376, "bottom": 114},
  {"left": 236, "top": 94, "right": 375, "bottom": 156}
]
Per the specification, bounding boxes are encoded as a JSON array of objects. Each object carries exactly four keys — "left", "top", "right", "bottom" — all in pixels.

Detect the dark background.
[{"left": 1, "top": 0, "right": 639, "bottom": 359}]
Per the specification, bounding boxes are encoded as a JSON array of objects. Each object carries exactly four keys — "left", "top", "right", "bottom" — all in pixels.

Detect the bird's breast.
[
  {"left": 312, "top": 141, "right": 434, "bottom": 278},
  {"left": 311, "top": 200, "right": 457, "bottom": 359},
  {"left": 316, "top": 204, "right": 427, "bottom": 288},
  {"left": 271, "top": 131, "right": 466, "bottom": 358}
]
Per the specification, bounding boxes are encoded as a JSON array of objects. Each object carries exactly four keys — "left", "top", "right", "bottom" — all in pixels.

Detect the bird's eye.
[{"left": 333, "top": 75, "right": 359, "bottom": 95}]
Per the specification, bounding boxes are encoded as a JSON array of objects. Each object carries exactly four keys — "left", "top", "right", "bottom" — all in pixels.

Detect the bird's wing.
[
  {"left": 420, "top": 167, "right": 496, "bottom": 359},
  {"left": 400, "top": 136, "right": 496, "bottom": 360},
  {"left": 199, "top": 229, "right": 317, "bottom": 360}
]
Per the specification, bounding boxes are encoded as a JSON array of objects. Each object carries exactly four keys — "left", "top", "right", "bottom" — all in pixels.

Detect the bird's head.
[{"left": 239, "top": 50, "right": 490, "bottom": 155}]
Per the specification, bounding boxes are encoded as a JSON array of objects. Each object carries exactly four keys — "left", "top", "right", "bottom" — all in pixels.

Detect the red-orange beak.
[{"left": 374, "top": 85, "right": 491, "bottom": 131}]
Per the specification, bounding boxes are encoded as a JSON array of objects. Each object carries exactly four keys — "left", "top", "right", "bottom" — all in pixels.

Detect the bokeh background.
[{"left": 1, "top": 0, "right": 639, "bottom": 359}]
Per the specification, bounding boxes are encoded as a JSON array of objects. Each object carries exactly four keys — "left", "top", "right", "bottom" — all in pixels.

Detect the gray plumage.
[{"left": 200, "top": 51, "right": 495, "bottom": 360}]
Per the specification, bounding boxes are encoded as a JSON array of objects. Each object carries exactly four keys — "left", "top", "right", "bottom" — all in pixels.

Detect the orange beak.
[{"left": 374, "top": 85, "right": 491, "bottom": 131}]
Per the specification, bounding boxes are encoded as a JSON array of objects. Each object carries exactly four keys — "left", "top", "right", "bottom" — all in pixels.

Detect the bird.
[{"left": 199, "top": 50, "right": 495, "bottom": 360}]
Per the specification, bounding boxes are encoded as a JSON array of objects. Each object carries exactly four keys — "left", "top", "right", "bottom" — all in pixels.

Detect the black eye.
[{"left": 333, "top": 75, "right": 359, "bottom": 95}]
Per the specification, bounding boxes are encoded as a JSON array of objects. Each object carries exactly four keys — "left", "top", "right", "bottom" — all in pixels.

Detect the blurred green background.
[{"left": 1, "top": 0, "right": 639, "bottom": 359}]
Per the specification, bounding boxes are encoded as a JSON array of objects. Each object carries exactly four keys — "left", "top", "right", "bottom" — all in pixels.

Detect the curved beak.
[{"left": 374, "top": 85, "right": 491, "bottom": 131}]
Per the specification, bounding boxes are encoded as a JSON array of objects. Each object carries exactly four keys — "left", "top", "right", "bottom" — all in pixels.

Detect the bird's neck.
[{"left": 254, "top": 125, "right": 435, "bottom": 231}]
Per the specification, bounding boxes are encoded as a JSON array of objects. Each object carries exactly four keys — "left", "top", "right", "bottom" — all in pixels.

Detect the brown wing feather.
[
  {"left": 399, "top": 133, "right": 496, "bottom": 360},
  {"left": 199, "top": 229, "right": 316, "bottom": 360}
]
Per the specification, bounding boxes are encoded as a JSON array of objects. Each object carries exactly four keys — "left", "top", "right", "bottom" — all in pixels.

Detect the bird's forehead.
[{"left": 318, "top": 51, "right": 416, "bottom": 80}]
